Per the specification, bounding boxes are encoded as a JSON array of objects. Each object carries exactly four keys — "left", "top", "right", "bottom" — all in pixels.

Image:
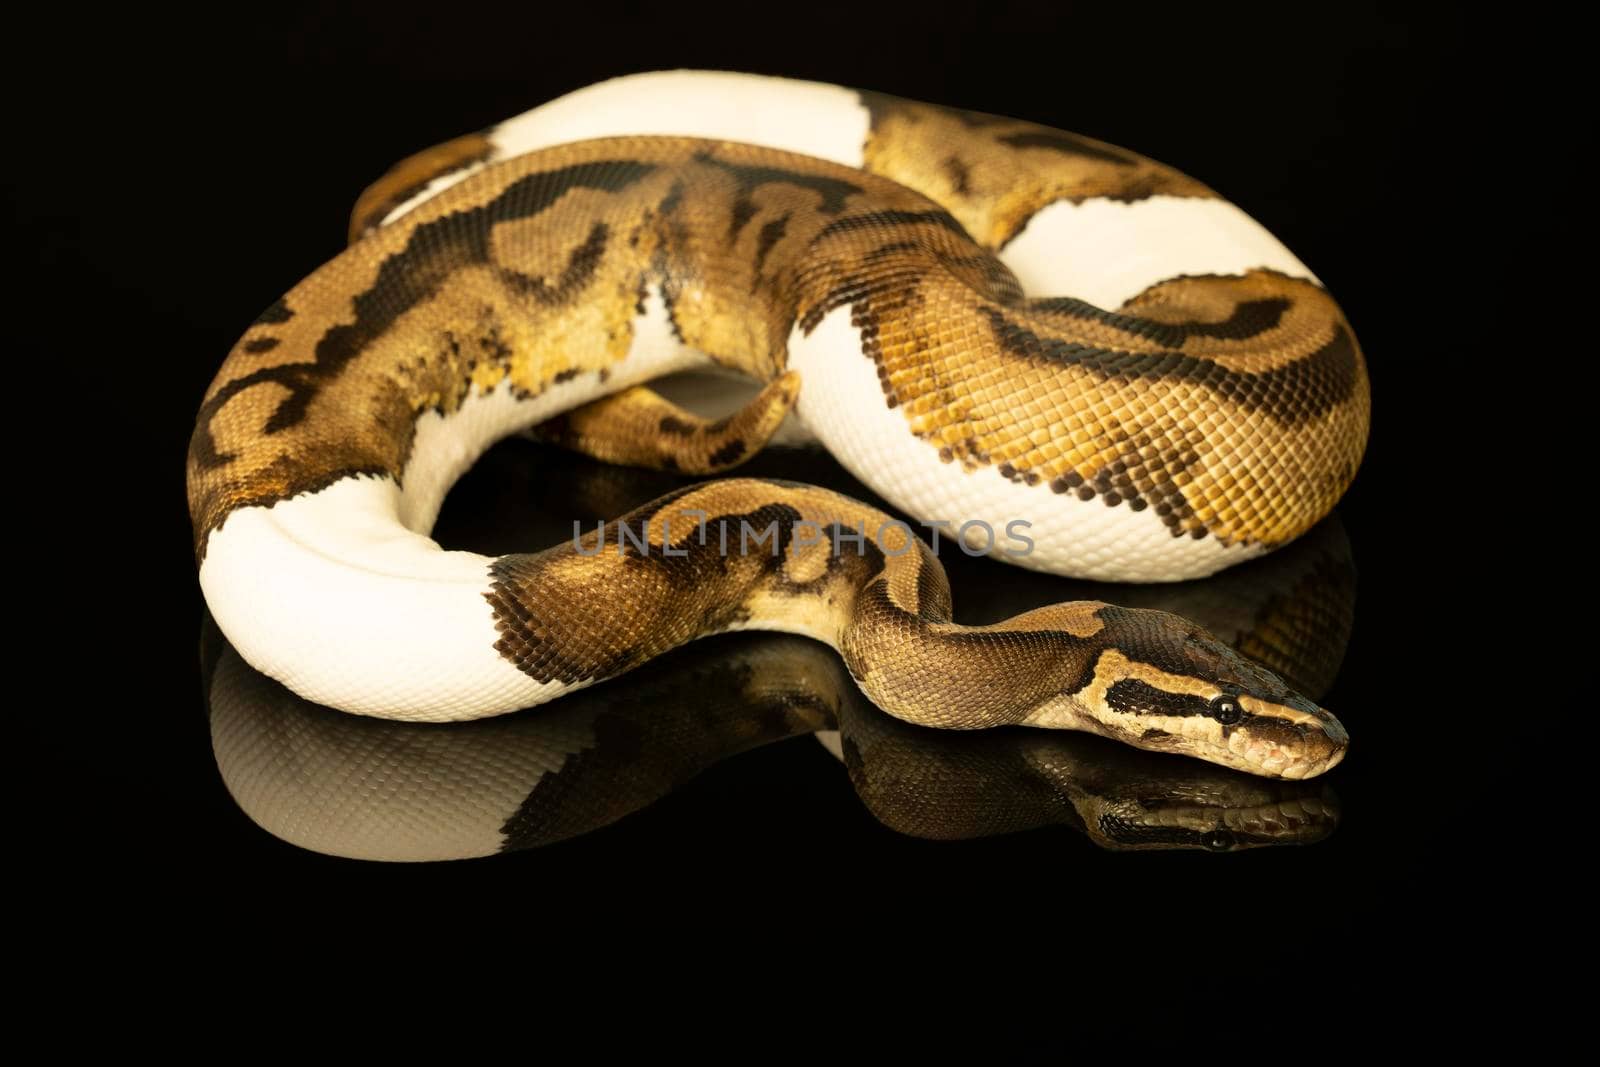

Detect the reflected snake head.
[
  {"left": 1036, "top": 741, "right": 1343, "bottom": 851},
  {"left": 1025, "top": 606, "right": 1349, "bottom": 779}
]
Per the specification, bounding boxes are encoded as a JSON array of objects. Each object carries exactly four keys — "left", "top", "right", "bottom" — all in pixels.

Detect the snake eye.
[
  {"left": 1202, "top": 829, "right": 1235, "bottom": 851},
  {"left": 1209, "top": 694, "right": 1243, "bottom": 724}
]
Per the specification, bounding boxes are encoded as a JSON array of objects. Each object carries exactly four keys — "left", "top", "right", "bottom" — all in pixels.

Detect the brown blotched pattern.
[
  {"left": 194, "top": 134, "right": 1366, "bottom": 557},
  {"left": 484, "top": 481, "right": 908, "bottom": 687},
  {"left": 321, "top": 91, "right": 1368, "bottom": 554},
  {"left": 858, "top": 91, "right": 1215, "bottom": 250}
]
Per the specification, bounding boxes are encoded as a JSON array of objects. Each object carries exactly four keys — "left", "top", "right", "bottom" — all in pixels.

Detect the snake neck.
[
  {"left": 481, "top": 477, "right": 1344, "bottom": 777},
  {"left": 840, "top": 588, "right": 1106, "bottom": 731}
]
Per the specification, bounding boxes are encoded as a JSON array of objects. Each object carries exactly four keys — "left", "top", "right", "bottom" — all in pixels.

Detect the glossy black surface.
[{"left": 23, "top": 3, "right": 1490, "bottom": 998}]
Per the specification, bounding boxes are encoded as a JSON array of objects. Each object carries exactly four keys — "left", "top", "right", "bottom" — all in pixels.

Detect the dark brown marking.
[
  {"left": 863, "top": 240, "right": 922, "bottom": 262},
  {"left": 980, "top": 308, "right": 1360, "bottom": 424},
  {"left": 727, "top": 196, "right": 759, "bottom": 243},
  {"left": 1028, "top": 296, "right": 1293, "bottom": 348},
  {"left": 753, "top": 214, "right": 790, "bottom": 275},
  {"left": 1108, "top": 679, "right": 1216, "bottom": 720},
  {"left": 657, "top": 180, "right": 684, "bottom": 217},
  {"left": 694, "top": 151, "right": 862, "bottom": 214},
  {"left": 858, "top": 90, "right": 1010, "bottom": 132},
  {"left": 999, "top": 130, "right": 1136, "bottom": 167},
  {"left": 708, "top": 439, "right": 747, "bottom": 467},
  {"left": 811, "top": 209, "right": 968, "bottom": 245},
  {"left": 499, "top": 221, "right": 610, "bottom": 304},
  {"left": 942, "top": 106, "right": 1016, "bottom": 130},
  {"left": 253, "top": 298, "right": 293, "bottom": 325},
  {"left": 194, "top": 159, "right": 659, "bottom": 465}
]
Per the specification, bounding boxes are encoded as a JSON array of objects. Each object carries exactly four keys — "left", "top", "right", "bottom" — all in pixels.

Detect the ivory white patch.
[
  {"left": 999, "top": 195, "right": 1319, "bottom": 309},
  {"left": 382, "top": 71, "right": 872, "bottom": 228}
]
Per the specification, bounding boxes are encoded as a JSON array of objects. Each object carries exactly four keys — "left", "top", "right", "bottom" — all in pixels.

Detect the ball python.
[
  {"left": 204, "top": 512, "right": 1350, "bottom": 859},
  {"left": 188, "top": 71, "right": 1368, "bottom": 779}
]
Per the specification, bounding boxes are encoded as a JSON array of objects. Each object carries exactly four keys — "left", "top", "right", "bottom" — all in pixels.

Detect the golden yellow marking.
[
  {"left": 535, "top": 372, "right": 800, "bottom": 474},
  {"left": 1235, "top": 694, "right": 1326, "bottom": 728},
  {"left": 349, "top": 132, "right": 495, "bottom": 242},
  {"left": 862, "top": 95, "right": 1214, "bottom": 249},
  {"left": 977, "top": 601, "right": 1108, "bottom": 638}
]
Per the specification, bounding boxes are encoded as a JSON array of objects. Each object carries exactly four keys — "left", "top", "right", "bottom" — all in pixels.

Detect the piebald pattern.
[
  {"left": 206, "top": 510, "right": 1350, "bottom": 859},
  {"left": 188, "top": 72, "right": 1367, "bottom": 778}
]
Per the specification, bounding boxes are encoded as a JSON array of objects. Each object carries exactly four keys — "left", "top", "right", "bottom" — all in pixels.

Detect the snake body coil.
[{"left": 188, "top": 72, "right": 1367, "bottom": 778}]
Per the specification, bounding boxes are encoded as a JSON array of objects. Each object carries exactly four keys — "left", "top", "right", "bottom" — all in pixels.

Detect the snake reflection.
[{"left": 205, "top": 438, "right": 1352, "bottom": 858}]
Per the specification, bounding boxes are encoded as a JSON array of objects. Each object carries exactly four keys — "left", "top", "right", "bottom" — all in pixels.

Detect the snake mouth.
[
  {"left": 1223, "top": 722, "right": 1348, "bottom": 780},
  {"left": 1126, "top": 710, "right": 1348, "bottom": 780},
  {"left": 1215, "top": 692, "right": 1349, "bottom": 779},
  {"left": 1092, "top": 788, "right": 1340, "bottom": 850}
]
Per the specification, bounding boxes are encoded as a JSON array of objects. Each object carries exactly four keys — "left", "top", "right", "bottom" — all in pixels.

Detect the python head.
[{"left": 1023, "top": 606, "right": 1349, "bottom": 780}]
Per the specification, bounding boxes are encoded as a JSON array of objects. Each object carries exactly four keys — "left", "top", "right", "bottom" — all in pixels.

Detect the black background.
[{"left": 17, "top": 0, "right": 1495, "bottom": 1023}]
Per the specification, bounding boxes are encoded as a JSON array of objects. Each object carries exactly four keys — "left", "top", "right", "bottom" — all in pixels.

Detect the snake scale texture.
[{"left": 187, "top": 71, "right": 1369, "bottom": 780}]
